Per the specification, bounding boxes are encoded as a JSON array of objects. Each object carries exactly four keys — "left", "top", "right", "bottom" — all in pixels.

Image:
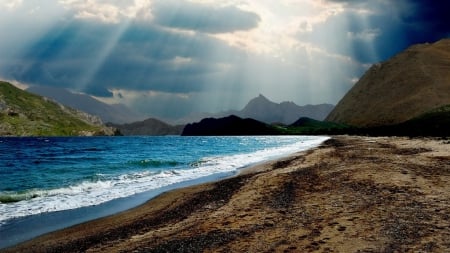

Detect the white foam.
[{"left": 0, "top": 136, "right": 328, "bottom": 225}]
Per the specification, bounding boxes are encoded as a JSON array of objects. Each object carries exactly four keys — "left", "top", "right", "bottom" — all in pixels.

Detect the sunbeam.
[
  {"left": 1, "top": 0, "right": 448, "bottom": 120},
  {"left": 76, "top": 20, "right": 131, "bottom": 94}
]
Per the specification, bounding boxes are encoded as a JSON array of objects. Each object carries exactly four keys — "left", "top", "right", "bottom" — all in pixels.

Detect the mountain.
[
  {"left": 108, "top": 118, "right": 184, "bottom": 136},
  {"left": 326, "top": 39, "right": 450, "bottom": 127},
  {"left": 27, "top": 85, "right": 145, "bottom": 124},
  {"left": 240, "top": 94, "right": 334, "bottom": 124},
  {"left": 182, "top": 115, "right": 280, "bottom": 136},
  {"left": 0, "top": 81, "right": 117, "bottom": 136},
  {"left": 175, "top": 94, "right": 334, "bottom": 125}
]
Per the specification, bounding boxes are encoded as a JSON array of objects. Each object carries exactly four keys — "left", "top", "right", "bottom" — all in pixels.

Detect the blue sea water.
[{"left": 0, "top": 135, "right": 327, "bottom": 246}]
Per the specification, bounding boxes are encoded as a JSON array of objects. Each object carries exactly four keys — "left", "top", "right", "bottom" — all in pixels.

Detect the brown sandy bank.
[{"left": 3, "top": 136, "right": 450, "bottom": 253}]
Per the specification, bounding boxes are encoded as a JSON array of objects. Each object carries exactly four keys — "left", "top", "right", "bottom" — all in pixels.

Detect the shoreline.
[
  {"left": 2, "top": 135, "right": 450, "bottom": 252},
  {"left": 0, "top": 171, "right": 235, "bottom": 249},
  {"left": 0, "top": 136, "right": 326, "bottom": 249}
]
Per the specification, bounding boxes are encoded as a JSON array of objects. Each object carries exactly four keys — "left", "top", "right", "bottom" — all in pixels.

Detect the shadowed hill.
[
  {"left": 182, "top": 115, "right": 280, "bottom": 136},
  {"left": 363, "top": 104, "right": 450, "bottom": 137}
]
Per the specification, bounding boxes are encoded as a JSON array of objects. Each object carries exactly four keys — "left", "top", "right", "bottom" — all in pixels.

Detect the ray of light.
[
  {"left": 0, "top": 2, "right": 67, "bottom": 82},
  {"left": 75, "top": 20, "right": 131, "bottom": 93}
]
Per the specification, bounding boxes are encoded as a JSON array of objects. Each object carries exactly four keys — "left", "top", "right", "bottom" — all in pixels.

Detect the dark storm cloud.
[
  {"left": 324, "top": 0, "right": 450, "bottom": 62},
  {"left": 399, "top": 0, "right": 450, "bottom": 42},
  {"left": 152, "top": 0, "right": 261, "bottom": 33},
  {"left": 366, "top": 0, "right": 450, "bottom": 61},
  {"left": 1, "top": 20, "right": 244, "bottom": 97}
]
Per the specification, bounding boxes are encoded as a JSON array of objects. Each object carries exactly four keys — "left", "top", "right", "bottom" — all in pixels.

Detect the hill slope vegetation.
[{"left": 0, "top": 81, "right": 116, "bottom": 136}]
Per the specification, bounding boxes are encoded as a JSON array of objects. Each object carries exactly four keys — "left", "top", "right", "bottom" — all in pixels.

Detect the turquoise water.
[{"left": 0, "top": 136, "right": 328, "bottom": 226}]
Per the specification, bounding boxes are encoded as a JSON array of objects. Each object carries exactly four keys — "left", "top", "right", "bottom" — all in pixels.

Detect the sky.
[{"left": 1, "top": 0, "right": 449, "bottom": 120}]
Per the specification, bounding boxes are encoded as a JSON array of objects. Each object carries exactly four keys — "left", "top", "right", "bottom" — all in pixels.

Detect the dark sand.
[{"left": 2, "top": 136, "right": 450, "bottom": 252}]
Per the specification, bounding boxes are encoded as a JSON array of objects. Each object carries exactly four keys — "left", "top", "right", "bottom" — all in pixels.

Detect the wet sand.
[{"left": 3, "top": 136, "right": 450, "bottom": 252}]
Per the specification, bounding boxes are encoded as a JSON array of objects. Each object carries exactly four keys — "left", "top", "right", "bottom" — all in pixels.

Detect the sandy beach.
[{"left": 2, "top": 135, "right": 450, "bottom": 252}]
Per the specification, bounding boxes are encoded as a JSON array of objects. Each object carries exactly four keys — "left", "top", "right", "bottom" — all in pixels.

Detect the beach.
[{"left": 3, "top": 135, "right": 450, "bottom": 252}]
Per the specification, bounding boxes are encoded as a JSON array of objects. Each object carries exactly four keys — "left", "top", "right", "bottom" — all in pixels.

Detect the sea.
[{"left": 0, "top": 135, "right": 328, "bottom": 248}]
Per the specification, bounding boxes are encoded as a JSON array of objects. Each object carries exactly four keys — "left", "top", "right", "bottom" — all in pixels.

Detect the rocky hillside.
[
  {"left": 326, "top": 39, "right": 450, "bottom": 127},
  {"left": 0, "top": 81, "right": 117, "bottom": 136}
]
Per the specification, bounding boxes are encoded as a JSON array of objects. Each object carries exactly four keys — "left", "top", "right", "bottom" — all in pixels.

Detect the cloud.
[
  {"left": 152, "top": 0, "right": 261, "bottom": 33},
  {"left": 399, "top": 0, "right": 450, "bottom": 42},
  {"left": 347, "top": 28, "right": 380, "bottom": 41},
  {"left": 1, "top": 0, "right": 449, "bottom": 120},
  {"left": 1, "top": 0, "right": 23, "bottom": 10},
  {"left": 59, "top": 0, "right": 153, "bottom": 23},
  {"left": 324, "top": 0, "right": 450, "bottom": 59},
  {"left": 0, "top": 19, "right": 246, "bottom": 98}
]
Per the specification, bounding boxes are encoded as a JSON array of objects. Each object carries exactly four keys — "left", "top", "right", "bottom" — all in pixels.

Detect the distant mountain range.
[
  {"left": 27, "top": 86, "right": 145, "bottom": 124},
  {"left": 27, "top": 85, "right": 333, "bottom": 129},
  {"left": 177, "top": 94, "right": 334, "bottom": 125},
  {"left": 0, "top": 81, "right": 117, "bottom": 136},
  {"left": 239, "top": 95, "right": 334, "bottom": 124},
  {"left": 99, "top": 94, "right": 334, "bottom": 135},
  {"left": 181, "top": 114, "right": 351, "bottom": 136},
  {"left": 327, "top": 39, "right": 450, "bottom": 128}
]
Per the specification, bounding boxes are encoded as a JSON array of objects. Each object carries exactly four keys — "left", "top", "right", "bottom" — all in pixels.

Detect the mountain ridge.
[{"left": 176, "top": 94, "right": 334, "bottom": 125}]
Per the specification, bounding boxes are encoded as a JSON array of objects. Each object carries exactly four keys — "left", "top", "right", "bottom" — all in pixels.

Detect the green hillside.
[
  {"left": 272, "top": 117, "right": 353, "bottom": 135},
  {"left": 0, "top": 81, "right": 116, "bottom": 136},
  {"left": 366, "top": 105, "right": 450, "bottom": 137}
]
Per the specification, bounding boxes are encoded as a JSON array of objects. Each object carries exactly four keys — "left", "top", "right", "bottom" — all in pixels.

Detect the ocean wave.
[
  {"left": 0, "top": 191, "right": 41, "bottom": 203},
  {"left": 0, "top": 136, "right": 329, "bottom": 225},
  {"left": 127, "top": 159, "right": 181, "bottom": 168},
  {"left": 189, "top": 158, "right": 210, "bottom": 168}
]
